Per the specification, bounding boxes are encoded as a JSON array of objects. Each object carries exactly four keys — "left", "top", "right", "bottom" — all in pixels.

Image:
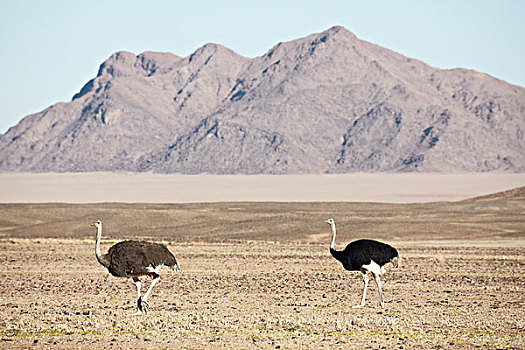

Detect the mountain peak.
[
  {"left": 189, "top": 42, "right": 244, "bottom": 62},
  {"left": 97, "top": 51, "right": 137, "bottom": 77},
  {"left": 322, "top": 25, "right": 357, "bottom": 38},
  {"left": 307, "top": 25, "right": 358, "bottom": 46}
]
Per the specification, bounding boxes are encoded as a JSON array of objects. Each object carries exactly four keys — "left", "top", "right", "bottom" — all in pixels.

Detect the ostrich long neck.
[
  {"left": 329, "top": 222, "right": 344, "bottom": 262},
  {"left": 329, "top": 223, "right": 337, "bottom": 250},
  {"left": 95, "top": 226, "right": 110, "bottom": 268}
]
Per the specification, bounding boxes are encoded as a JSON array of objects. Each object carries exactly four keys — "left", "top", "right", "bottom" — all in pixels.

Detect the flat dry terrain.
[
  {"left": 1, "top": 173, "right": 524, "bottom": 203},
  {"left": 0, "top": 188, "right": 524, "bottom": 349}
]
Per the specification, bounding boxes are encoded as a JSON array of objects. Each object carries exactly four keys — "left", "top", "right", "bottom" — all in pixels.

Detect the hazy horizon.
[{"left": 1, "top": 173, "right": 523, "bottom": 203}]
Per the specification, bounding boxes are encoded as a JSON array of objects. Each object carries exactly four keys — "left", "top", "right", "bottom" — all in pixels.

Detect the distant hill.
[
  {"left": 463, "top": 186, "right": 525, "bottom": 202},
  {"left": 1, "top": 26, "right": 524, "bottom": 173}
]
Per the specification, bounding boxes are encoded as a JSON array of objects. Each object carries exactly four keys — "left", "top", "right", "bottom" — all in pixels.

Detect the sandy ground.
[
  {"left": 0, "top": 238, "right": 523, "bottom": 349},
  {"left": 0, "top": 189, "right": 525, "bottom": 349},
  {"left": 0, "top": 191, "right": 524, "bottom": 349},
  {"left": 1, "top": 172, "right": 524, "bottom": 203}
]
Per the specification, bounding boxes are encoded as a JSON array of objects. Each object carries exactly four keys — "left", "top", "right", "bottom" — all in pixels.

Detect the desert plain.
[{"left": 0, "top": 174, "right": 524, "bottom": 349}]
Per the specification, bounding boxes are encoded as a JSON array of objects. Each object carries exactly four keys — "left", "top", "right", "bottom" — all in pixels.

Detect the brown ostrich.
[{"left": 92, "top": 220, "right": 180, "bottom": 315}]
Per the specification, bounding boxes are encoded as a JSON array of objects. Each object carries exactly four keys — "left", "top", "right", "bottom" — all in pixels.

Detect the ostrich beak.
[
  {"left": 324, "top": 220, "right": 330, "bottom": 224},
  {"left": 91, "top": 222, "right": 96, "bottom": 226}
]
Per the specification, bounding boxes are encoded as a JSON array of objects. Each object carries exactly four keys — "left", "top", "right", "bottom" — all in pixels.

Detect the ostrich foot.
[
  {"left": 127, "top": 297, "right": 147, "bottom": 316},
  {"left": 141, "top": 299, "right": 149, "bottom": 314},
  {"left": 351, "top": 304, "right": 365, "bottom": 309}
]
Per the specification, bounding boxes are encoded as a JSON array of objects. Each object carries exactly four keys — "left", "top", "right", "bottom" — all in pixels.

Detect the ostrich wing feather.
[{"left": 106, "top": 241, "right": 177, "bottom": 277}]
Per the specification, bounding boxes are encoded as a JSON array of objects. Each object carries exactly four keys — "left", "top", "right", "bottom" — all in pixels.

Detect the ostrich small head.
[
  {"left": 324, "top": 218, "right": 335, "bottom": 225},
  {"left": 91, "top": 220, "right": 102, "bottom": 229}
]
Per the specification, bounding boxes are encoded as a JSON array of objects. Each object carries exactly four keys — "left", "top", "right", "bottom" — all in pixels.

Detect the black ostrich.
[
  {"left": 92, "top": 220, "right": 180, "bottom": 315},
  {"left": 325, "top": 218, "right": 399, "bottom": 308}
]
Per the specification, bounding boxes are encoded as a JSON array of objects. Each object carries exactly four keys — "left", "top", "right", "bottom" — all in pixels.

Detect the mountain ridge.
[{"left": 1, "top": 26, "right": 524, "bottom": 173}]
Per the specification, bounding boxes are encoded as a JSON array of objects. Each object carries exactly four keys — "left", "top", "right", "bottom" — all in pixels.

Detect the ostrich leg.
[
  {"left": 141, "top": 274, "right": 160, "bottom": 313},
  {"left": 373, "top": 273, "right": 384, "bottom": 307},
  {"left": 352, "top": 272, "right": 369, "bottom": 308},
  {"left": 128, "top": 277, "right": 144, "bottom": 316}
]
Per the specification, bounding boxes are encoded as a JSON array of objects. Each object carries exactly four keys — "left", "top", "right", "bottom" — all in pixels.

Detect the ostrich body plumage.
[
  {"left": 104, "top": 240, "right": 178, "bottom": 278},
  {"left": 330, "top": 239, "right": 399, "bottom": 272}
]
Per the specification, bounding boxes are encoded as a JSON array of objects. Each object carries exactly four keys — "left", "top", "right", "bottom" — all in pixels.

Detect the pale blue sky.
[{"left": 1, "top": 0, "right": 524, "bottom": 134}]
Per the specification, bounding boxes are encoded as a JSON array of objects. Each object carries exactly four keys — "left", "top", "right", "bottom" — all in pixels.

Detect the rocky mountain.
[{"left": 1, "top": 26, "right": 524, "bottom": 173}]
